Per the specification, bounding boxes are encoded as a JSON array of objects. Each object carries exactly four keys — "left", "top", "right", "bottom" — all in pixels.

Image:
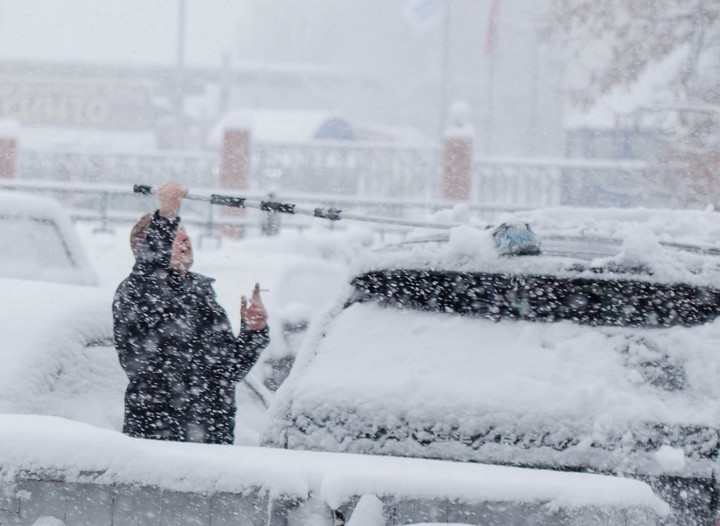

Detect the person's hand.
[
  {"left": 157, "top": 181, "right": 188, "bottom": 219},
  {"left": 241, "top": 283, "right": 268, "bottom": 331}
]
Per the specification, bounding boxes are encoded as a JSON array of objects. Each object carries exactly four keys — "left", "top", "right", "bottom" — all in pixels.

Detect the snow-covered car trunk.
[{"left": 264, "top": 213, "right": 720, "bottom": 525}]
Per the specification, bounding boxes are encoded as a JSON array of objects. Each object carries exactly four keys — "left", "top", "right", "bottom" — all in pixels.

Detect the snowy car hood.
[
  {"left": 0, "top": 278, "right": 114, "bottom": 415},
  {"left": 266, "top": 300, "right": 720, "bottom": 476}
]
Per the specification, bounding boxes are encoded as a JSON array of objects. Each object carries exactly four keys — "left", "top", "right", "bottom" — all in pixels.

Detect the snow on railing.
[
  {"left": 18, "top": 148, "right": 218, "bottom": 188},
  {"left": 253, "top": 140, "right": 441, "bottom": 199},
  {"left": 14, "top": 142, "right": 654, "bottom": 210},
  {"left": 473, "top": 156, "right": 651, "bottom": 208}
]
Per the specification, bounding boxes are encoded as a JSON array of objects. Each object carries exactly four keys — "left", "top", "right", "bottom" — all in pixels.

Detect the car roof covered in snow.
[{"left": 351, "top": 206, "right": 720, "bottom": 288}]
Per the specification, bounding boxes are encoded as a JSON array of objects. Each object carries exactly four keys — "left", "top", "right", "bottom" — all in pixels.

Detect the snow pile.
[
  {"left": 208, "top": 109, "right": 355, "bottom": 145},
  {"left": 346, "top": 495, "right": 385, "bottom": 526},
  {"left": 0, "top": 414, "right": 669, "bottom": 517},
  {"left": 30, "top": 518, "right": 65, "bottom": 526},
  {"left": 653, "top": 445, "right": 686, "bottom": 473},
  {"left": 506, "top": 207, "right": 720, "bottom": 247}
]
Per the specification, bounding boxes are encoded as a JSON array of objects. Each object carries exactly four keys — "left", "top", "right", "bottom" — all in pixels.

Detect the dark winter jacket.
[{"left": 113, "top": 211, "right": 269, "bottom": 444}]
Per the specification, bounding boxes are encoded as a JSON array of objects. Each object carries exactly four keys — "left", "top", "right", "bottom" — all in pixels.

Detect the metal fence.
[
  {"left": 16, "top": 142, "right": 654, "bottom": 209},
  {"left": 472, "top": 157, "right": 652, "bottom": 208},
  {"left": 253, "top": 140, "right": 441, "bottom": 199},
  {"left": 18, "top": 148, "right": 218, "bottom": 188}
]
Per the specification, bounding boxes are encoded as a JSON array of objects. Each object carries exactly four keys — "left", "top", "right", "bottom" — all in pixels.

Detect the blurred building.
[
  {"left": 233, "top": 0, "right": 567, "bottom": 157},
  {"left": 0, "top": 59, "right": 390, "bottom": 150},
  {"left": 0, "top": 0, "right": 567, "bottom": 158}
]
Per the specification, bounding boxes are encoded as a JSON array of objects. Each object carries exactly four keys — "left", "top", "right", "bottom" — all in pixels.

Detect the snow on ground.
[{"left": 0, "top": 414, "right": 669, "bottom": 517}]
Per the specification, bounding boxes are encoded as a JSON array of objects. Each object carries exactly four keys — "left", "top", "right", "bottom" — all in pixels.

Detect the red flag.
[{"left": 484, "top": 0, "right": 501, "bottom": 55}]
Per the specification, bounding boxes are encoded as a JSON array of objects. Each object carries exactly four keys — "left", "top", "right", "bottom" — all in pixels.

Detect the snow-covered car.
[
  {"left": 0, "top": 191, "right": 118, "bottom": 425},
  {"left": 0, "top": 191, "right": 98, "bottom": 286},
  {"left": 0, "top": 278, "right": 120, "bottom": 423},
  {"left": 263, "top": 208, "right": 720, "bottom": 525}
]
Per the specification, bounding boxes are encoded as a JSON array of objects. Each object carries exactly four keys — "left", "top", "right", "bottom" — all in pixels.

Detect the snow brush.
[{"left": 133, "top": 184, "right": 457, "bottom": 230}]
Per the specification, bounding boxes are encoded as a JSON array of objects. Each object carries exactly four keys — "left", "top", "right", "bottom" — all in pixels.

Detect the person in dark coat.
[{"left": 113, "top": 181, "right": 269, "bottom": 444}]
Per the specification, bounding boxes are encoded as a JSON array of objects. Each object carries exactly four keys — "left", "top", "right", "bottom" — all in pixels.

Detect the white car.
[
  {"left": 0, "top": 191, "right": 119, "bottom": 425},
  {"left": 0, "top": 191, "right": 98, "bottom": 286},
  {"left": 263, "top": 208, "right": 720, "bottom": 525}
]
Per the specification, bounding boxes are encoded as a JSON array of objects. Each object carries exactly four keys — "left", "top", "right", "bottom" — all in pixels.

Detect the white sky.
[{"left": 0, "top": 0, "right": 244, "bottom": 66}]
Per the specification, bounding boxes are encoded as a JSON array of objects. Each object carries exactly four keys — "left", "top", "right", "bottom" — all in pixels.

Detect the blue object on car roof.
[{"left": 492, "top": 223, "right": 541, "bottom": 256}]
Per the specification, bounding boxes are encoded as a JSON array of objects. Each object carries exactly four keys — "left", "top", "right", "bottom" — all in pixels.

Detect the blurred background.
[{"left": 0, "top": 0, "right": 717, "bottom": 209}]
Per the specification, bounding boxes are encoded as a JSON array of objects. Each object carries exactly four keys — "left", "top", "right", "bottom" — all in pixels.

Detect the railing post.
[
  {"left": 220, "top": 126, "right": 252, "bottom": 237},
  {"left": 92, "top": 191, "right": 115, "bottom": 234},
  {"left": 198, "top": 200, "right": 222, "bottom": 249},
  {"left": 260, "top": 191, "right": 281, "bottom": 236},
  {"left": 0, "top": 120, "right": 19, "bottom": 180},
  {"left": 442, "top": 101, "right": 475, "bottom": 201}
]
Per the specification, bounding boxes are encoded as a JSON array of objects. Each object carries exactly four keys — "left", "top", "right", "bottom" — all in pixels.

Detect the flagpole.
[
  {"left": 439, "top": 0, "right": 451, "bottom": 139},
  {"left": 484, "top": 0, "right": 500, "bottom": 154}
]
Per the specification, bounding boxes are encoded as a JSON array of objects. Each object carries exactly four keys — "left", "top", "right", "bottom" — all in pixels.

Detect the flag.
[
  {"left": 403, "top": 0, "right": 446, "bottom": 32},
  {"left": 484, "top": 0, "right": 501, "bottom": 55}
]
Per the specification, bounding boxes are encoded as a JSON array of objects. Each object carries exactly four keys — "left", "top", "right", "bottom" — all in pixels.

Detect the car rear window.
[
  {"left": 350, "top": 270, "right": 720, "bottom": 327},
  {"left": 0, "top": 216, "right": 76, "bottom": 273}
]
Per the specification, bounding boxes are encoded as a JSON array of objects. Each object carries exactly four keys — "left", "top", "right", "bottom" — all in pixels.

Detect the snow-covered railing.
[
  {"left": 473, "top": 156, "right": 650, "bottom": 208},
  {"left": 0, "top": 415, "right": 667, "bottom": 526},
  {"left": 253, "top": 140, "right": 441, "bottom": 199},
  {"left": 15, "top": 142, "right": 655, "bottom": 208},
  {"left": 18, "top": 147, "right": 218, "bottom": 188}
]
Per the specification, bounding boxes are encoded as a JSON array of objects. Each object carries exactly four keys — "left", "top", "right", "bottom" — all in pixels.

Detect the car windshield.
[{"left": 350, "top": 269, "right": 720, "bottom": 328}]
